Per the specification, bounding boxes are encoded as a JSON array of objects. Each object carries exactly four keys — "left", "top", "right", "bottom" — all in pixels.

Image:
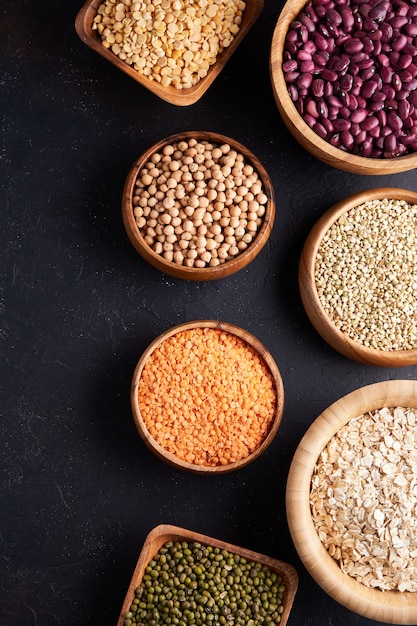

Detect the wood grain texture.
[
  {"left": 286, "top": 379, "right": 417, "bottom": 624},
  {"left": 269, "top": 0, "right": 417, "bottom": 175},
  {"left": 121, "top": 131, "right": 275, "bottom": 281},
  {"left": 130, "top": 320, "right": 285, "bottom": 474},
  {"left": 75, "top": 0, "right": 264, "bottom": 106},
  {"left": 117, "top": 524, "right": 298, "bottom": 626},
  {"left": 299, "top": 187, "right": 417, "bottom": 367}
]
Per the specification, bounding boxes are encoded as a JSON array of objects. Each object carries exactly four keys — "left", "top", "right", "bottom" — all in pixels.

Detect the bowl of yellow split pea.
[{"left": 75, "top": 0, "right": 264, "bottom": 105}]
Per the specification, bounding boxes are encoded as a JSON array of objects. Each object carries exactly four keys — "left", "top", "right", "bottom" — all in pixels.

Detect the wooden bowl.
[
  {"left": 286, "top": 379, "right": 417, "bottom": 624},
  {"left": 117, "top": 524, "right": 298, "bottom": 626},
  {"left": 299, "top": 187, "right": 417, "bottom": 367},
  {"left": 75, "top": 0, "right": 263, "bottom": 106},
  {"left": 122, "top": 131, "right": 275, "bottom": 281},
  {"left": 131, "top": 320, "right": 284, "bottom": 474},
  {"left": 270, "top": 0, "right": 417, "bottom": 175}
]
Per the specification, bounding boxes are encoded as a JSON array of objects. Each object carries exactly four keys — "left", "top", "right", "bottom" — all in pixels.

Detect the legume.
[
  {"left": 92, "top": 0, "right": 246, "bottom": 89},
  {"left": 132, "top": 138, "right": 268, "bottom": 269},
  {"left": 124, "top": 540, "right": 286, "bottom": 625},
  {"left": 283, "top": 0, "right": 417, "bottom": 158},
  {"left": 138, "top": 327, "right": 277, "bottom": 466},
  {"left": 315, "top": 197, "right": 417, "bottom": 351}
]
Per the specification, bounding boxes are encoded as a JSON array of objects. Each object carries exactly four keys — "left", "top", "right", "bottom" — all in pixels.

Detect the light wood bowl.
[
  {"left": 299, "top": 187, "right": 417, "bottom": 367},
  {"left": 117, "top": 524, "right": 298, "bottom": 626},
  {"left": 131, "top": 320, "right": 284, "bottom": 474},
  {"left": 286, "top": 379, "right": 417, "bottom": 624},
  {"left": 122, "top": 131, "right": 275, "bottom": 281},
  {"left": 75, "top": 0, "right": 263, "bottom": 106},
  {"left": 270, "top": 0, "right": 417, "bottom": 175}
]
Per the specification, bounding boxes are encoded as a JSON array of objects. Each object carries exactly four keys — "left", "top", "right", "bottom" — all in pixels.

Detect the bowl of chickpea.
[
  {"left": 130, "top": 320, "right": 284, "bottom": 473},
  {"left": 75, "top": 0, "right": 264, "bottom": 106},
  {"left": 122, "top": 131, "right": 275, "bottom": 281}
]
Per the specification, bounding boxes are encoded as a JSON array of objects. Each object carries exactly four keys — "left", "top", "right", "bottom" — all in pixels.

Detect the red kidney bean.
[
  {"left": 405, "top": 23, "right": 417, "bottom": 37},
  {"left": 354, "top": 130, "right": 367, "bottom": 143},
  {"left": 340, "top": 73, "right": 354, "bottom": 91},
  {"left": 312, "top": 78, "right": 325, "bottom": 97},
  {"left": 283, "top": 60, "right": 298, "bottom": 73},
  {"left": 350, "top": 108, "right": 368, "bottom": 123},
  {"left": 282, "top": 0, "right": 417, "bottom": 159},
  {"left": 387, "top": 110, "right": 403, "bottom": 133},
  {"left": 298, "top": 72, "right": 314, "bottom": 89},
  {"left": 305, "top": 98, "right": 320, "bottom": 118},
  {"left": 313, "top": 122, "right": 328, "bottom": 138},
  {"left": 344, "top": 38, "right": 364, "bottom": 54}
]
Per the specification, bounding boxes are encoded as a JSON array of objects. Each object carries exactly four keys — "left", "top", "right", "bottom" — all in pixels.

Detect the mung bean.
[{"left": 124, "top": 541, "right": 286, "bottom": 626}]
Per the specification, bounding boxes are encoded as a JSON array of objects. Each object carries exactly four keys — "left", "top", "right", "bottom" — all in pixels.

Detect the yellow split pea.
[{"left": 138, "top": 327, "right": 277, "bottom": 466}]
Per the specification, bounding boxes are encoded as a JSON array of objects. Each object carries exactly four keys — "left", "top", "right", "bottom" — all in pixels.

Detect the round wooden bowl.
[
  {"left": 122, "top": 131, "right": 275, "bottom": 281},
  {"left": 117, "top": 524, "right": 299, "bottom": 626},
  {"left": 286, "top": 379, "right": 417, "bottom": 624},
  {"left": 75, "top": 0, "right": 263, "bottom": 107},
  {"left": 270, "top": 0, "right": 417, "bottom": 175},
  {"left": 299, "top": 187, "right": 417, "bottom": 367},
  {"left": 131, "top": 320, "right": 284, "bottom": 474}
]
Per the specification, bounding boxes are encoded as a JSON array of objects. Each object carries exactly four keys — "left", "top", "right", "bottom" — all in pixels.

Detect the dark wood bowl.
[
  {"left": 117, "top": 524, "right": 298, "bottom": 626},
  {"left": 75, "top": 0, "right": 264, "bottom": 106},
  {"left": 131, "top": 320, "right": 284, "bottom": 473},
  {"left": 299, "top": 187, "right": 417, "bottom": 367},
  {"left": 122, "top": 131, "right": 275, "bottom": 281}
]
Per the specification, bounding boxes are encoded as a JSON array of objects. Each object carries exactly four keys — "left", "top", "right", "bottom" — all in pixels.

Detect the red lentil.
[{"left": 138, "top": 327, "right": 277, "bottom": 466}]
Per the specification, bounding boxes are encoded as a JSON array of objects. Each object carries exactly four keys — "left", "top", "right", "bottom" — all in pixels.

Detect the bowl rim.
[
  {"left": 116, "top": 523, "right": 299, "bottom": 626},
  {"left": 75, "top": 0, "right": 264, "bottom": 106},
  {"left": 286, "top": 379, "right": 417, "bottom": 624},
  {"left": 269, "top": 0, "right": 417, "bottom": 175},
  {"left": 122, "top": 130, "right": 276, "bottom": 281},
  {"left": 130, "top": 319, "right": 285, "bottom": 474},
  {"left": 299, "top": 187, "right": 417, "bottom": 367}
]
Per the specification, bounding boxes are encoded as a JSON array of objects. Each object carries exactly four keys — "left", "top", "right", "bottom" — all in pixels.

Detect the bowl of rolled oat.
[
  {"left": 122, "top": 131, "right": 275, "bottom": 280},
  {"left": 299, "top": 187, "right": 417, "bottom": 367},
  {"left": 286, "top": 379, "right": 417, "bottom": 624},
  {"left": 75, "top": 0, "right": 263, "bottom": 106}
]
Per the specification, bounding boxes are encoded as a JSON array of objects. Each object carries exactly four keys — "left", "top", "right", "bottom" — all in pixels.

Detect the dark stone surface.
[{"left": 2, "top": 1, "right": 417, "bottom": 624}]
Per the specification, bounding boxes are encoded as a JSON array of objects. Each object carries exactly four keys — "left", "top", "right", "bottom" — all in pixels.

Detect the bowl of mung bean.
[
  {"left": 122, "top": 131, "right": 275, "bottom": 280},
  {"left": 117, "top": 523, "right": 299, "bottom": 626},
  {"left": 270, "top": 0, "right": 417, "bottom": 175},
  {"left": 286, "top": 379, "right": 417, "bottom": 623},
  {"left": 130, "top": 320, "right": 284, "bottom": 473},
  {"left": 299, "top": 187, "right": 417, "bottom": 367},
  {"left": 75, "top": 0, "right": 263, "bottom": 106}
]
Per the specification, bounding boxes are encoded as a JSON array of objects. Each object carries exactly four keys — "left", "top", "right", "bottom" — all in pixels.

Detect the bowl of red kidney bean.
[{"left": 270, "top": 0, "right": 417, "bottom": 174}]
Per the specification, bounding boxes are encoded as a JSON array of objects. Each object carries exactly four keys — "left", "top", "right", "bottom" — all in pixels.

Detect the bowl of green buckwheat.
[{"left": 299, "top": 187, "right": 417, "bottom": 367}]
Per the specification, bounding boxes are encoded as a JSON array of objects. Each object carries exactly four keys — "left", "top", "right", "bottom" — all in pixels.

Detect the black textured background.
[{"left": 2, "top": 1, "right": 417, "bottom": 624}]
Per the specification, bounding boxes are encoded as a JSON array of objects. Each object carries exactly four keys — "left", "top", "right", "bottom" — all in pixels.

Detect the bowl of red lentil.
[
  {"left": 270, "top": 0, "right": 417, "bottom": 175},
  {"left": 117, "top": 524, "right": 299, "bottom": 626},
  {"left": 75, "top": 0, "right": 263, "bottom": 106},
  {"left": 131, "top": 320, "right": 284, "bottom": 473},
  {"left": 122, "top": 131, "right": 275, "bottom": 281},
  {"left": 286, "top": 379, "right": 417, "bottom": 623},
  {"left": 299, "top": 187, "right": 417, "bottom": 367}
]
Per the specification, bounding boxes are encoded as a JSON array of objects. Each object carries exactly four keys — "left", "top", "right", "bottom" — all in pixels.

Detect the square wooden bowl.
[
  {"left": 75, "top": 0, "right": 264, "bottom": 106},
  {"left": 286, "top": 379, "right": 417, "bottom": 624},
  {"left": 117, "top": 524, "right": 298, "bottom": 626}
]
